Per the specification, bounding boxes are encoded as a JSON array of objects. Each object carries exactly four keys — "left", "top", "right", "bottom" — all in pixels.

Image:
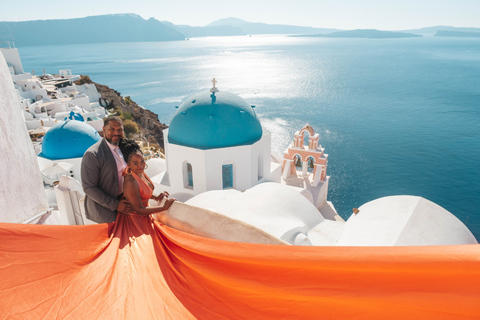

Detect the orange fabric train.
[{"left": 1, "top": 214, "right": 480, "bottom": 320}]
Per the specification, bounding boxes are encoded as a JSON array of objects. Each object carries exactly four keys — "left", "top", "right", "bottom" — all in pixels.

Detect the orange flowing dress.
[
  {"left": 123, "top": 170, "right": 154, "bottom": 208},
  {"left": 1, "top": 187, "right": 480, "bottom": 319}
]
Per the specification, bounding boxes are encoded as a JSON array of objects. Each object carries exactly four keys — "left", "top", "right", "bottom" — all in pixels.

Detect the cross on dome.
[{"left": 210, "top": 78, "right": 219, "bottom": 93}]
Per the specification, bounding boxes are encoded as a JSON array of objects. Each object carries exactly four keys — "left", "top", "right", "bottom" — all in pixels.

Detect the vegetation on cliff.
[{"left": 75, "top": 76, "right": 168, "bottom": 151}]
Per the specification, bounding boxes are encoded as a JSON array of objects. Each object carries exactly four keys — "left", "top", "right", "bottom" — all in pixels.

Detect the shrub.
[
  {"left": 123, "top": 119, "right": 139, "bottom": 136},
  {"left": 76, "top": 75, "right": 93, "bottom": 85},
  {"left": 123, "top": 111, "right": 134, "bottom": 120}
]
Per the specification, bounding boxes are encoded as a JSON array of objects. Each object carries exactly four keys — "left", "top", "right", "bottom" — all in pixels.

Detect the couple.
[{"left": 81, "top": 116, "right": 175, "bottom": 223}]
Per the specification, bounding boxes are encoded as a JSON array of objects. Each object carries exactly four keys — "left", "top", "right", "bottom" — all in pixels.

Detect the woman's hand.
[
  {"left": 164, "top": 197, "right": 177, "bottom": 210},
  {"left": 152, "top": 191, "right": 169, "bottom": 202}
]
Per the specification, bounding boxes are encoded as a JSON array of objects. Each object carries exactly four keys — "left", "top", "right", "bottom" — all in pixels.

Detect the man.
[{"left": 81, "top": 116, "right": 132, "bottom": 223}]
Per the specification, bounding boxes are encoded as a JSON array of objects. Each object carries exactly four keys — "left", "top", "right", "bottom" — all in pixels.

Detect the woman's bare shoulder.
[{"left": 123, "top": 174, "right": 138, "bottom": 187}]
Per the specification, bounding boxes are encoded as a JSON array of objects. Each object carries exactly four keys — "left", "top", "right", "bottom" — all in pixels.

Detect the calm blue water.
[{"left": 17, "top": 36, "right": 480, "bottom": 239}]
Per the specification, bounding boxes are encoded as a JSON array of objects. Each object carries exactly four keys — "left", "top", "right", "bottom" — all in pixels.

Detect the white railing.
[{"left": 22, "top": 208, "right": 53, "bottom": 224}]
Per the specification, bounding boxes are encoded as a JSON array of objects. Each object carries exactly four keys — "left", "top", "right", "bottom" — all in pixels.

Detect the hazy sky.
[{"left": 1, "top": 0, "right": 479, "bottom": 30}]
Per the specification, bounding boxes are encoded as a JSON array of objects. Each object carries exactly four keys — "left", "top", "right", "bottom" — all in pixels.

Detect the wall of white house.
[{"left": 0, "top": 47, "right": 24, "bottom": 75}]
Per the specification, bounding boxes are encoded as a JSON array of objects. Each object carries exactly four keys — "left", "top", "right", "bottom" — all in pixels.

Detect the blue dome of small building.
[
  {"left": 64, "top": 111, "right": 84, "bottom": 122},
  {"left": 168, "top": 90, "right": 262, "bottom": 149},
  {"left": 40, "top": 120, "right": 101, "bottom": 160}
]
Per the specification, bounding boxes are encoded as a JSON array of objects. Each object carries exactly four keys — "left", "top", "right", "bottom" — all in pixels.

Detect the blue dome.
[
  {"left": 168, "top": 91, "right": 262, "bottom": 149},
  {"left": 40, "top": 120, "right": 101, "bottom": 160},
  {"left": 64, "top": 111, "right": 84, "bottom": 122}
]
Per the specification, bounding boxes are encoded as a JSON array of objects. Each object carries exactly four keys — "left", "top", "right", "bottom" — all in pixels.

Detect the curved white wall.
[{"left": 0, "top": 52, "right": 49, "bottom": 223}]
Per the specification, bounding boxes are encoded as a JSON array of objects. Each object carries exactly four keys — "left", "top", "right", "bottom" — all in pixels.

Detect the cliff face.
[{"left": 82, "top": 79, "right": 168, "bottom": 148}]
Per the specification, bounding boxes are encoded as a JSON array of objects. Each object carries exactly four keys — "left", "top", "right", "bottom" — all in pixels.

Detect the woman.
[{"left": 119, "top": 139, "right": 176, "bottom": 216}]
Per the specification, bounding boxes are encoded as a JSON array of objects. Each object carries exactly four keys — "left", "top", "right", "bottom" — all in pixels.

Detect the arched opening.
[
  {"left": 294, "top": 154, "right": 302, "bottom": 171},
  {"left": 299, "top": 124, "right": 316, "bottom": 150},
  {"left": 222, "top": 163, "right": 234, "bottom": 189},
  {"left": 307, "top": 156, "right": 315, "bottom": 173},
  {"left": 183, "top": 161, "right": 193, "bottom": 189}
]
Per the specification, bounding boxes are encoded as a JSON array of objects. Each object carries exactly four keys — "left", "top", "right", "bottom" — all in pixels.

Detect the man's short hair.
[{"left": 104, "top": 116, "right": 123, "bottom": 126}]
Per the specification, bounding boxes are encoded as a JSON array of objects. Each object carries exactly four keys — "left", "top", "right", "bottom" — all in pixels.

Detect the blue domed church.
[
  {"left": 155, "top": 81, "right": 282, "bottom": 199},
  {"left": 40, "top": 120, "right": 101, "bottom": 160},
  {"left": 37, "top": 120, "right": 101, "bottom": 184}
]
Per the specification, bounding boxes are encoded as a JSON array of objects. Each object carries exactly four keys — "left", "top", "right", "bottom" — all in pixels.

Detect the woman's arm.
[{"left": 123, "top": 175, "right": 175, "bottom": 216}]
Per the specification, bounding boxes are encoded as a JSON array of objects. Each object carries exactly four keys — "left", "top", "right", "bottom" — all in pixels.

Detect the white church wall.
[
  {"left": 162, "top": 128, "right": 277, "bottom": 196},
  {"left": 204, "top": 145, "right": 252, "bottom": 191},
  {"left": 0, "top": 52, "right": 49, "bottom": 223},
  {"left": 249, "top": 131, "right": 272, "bottom": 184},
  {"left": 267, "top": 159, "right": 282, "bottom": 183},
  {"left": 164, "top": 140, "right": 207, "bottom": 195}
]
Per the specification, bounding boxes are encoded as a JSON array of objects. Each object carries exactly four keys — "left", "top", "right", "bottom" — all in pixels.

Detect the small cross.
[{"left": 210, "top": 78, "right": 219, "bottom": 92}]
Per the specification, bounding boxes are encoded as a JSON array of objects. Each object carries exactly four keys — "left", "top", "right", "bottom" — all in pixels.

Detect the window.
[
  {"left": 187, "top": 163, "right": 193, "bottom": 187},
  {"left": 183, "top": 162, "right": 193, "bottom": 189},
  {"left": 222, "top": 164, "right": 233, "bottom": 189}
]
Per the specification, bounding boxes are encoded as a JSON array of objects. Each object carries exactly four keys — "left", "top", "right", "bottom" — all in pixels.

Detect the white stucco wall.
[
  {"left": 37, "top": 156, "right": 83, "bottom": 182},
  {"left": 0, "top": 48, "right": 24, "bottom": 75},
  {"left": 15, "top": 79, "right": 48, "bottom": 101},
  {"left": 0, "top": 52, "right": 49, "bottom": 223},
  {"left": 76, "top": 83, "right": 102, "bottom": 103},
  {"left": 159, "top": 128, "right": 278, "bottom": 198}
]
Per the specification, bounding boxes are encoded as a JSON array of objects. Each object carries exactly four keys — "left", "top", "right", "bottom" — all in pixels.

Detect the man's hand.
[{"left": 117, "top": 199, "right": 133, "bottom": 214}]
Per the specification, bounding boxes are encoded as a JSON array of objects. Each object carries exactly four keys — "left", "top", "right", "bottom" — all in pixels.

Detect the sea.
[{"left": 17, "top": 35, "right": 480, "bottom": 239}]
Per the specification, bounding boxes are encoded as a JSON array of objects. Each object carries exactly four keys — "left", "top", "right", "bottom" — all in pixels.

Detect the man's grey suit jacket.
[{"left": 81, "top": 139, "right": 119, "bottom": 223}]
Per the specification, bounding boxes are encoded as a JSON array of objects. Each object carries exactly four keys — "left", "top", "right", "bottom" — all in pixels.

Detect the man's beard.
[{"left": 106, "top": 135, "right": 122, "bottom": 146}]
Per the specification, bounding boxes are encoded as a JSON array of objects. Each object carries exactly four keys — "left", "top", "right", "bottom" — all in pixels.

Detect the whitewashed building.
[{"left": 151, "top": 83, "right": 282, "bottom": 200}]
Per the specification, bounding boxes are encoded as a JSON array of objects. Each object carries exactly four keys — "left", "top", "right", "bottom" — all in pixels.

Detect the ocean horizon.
[{"left": 17, "top": 35, "right": 480, "bottom": 239}]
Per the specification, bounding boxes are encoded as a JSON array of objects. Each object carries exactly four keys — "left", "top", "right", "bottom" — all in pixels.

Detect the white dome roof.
[
  {"left": 186, "top": 182, "right": 329, "bottom": 244},
  {"left": 337, "top": 196, "right": 478, "bottom": 246}
]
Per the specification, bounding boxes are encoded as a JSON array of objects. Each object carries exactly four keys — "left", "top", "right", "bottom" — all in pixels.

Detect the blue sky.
[{"left": 1, "top": 0, "right": 479, "bottom": 30}]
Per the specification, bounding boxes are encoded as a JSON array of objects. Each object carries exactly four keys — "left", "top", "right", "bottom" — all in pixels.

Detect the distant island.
[
  {"left": 292, "top": 29, "right": 422, "bottom": 39},
  {"left": 162, "top": 17, "right": 338, "bottom": 38},
  {"left": 1, "top": 14, "right": 480, "bottom": 46},
  {"left": 434, "top": 30, "right": 480, "bottom": 37},
  {"left": 403, "top": 26, "right": 480, "bottom": 36},
  {"left": 0, "top": 14, "right": 185, "bottom": 46}
]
